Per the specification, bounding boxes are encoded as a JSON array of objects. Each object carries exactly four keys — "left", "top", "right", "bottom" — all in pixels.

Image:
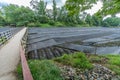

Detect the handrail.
[
  {"left": 0, "top": 30, "right": 11, "bottom": 46},
  {"left": 20, "top": 28, "right": 34, "bottom": 80},
  {"left": 20, "top": 45, "right": 33, "bottom": 80},
  {"left": 0, "top": 28, "right": 22, "bottom": 46}
]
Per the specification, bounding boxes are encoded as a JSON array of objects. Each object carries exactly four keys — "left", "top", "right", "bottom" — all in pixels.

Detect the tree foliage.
[
  {"left": 0, "top": 10, "right": 5, "bottom": 26},
  {"left": 85, "top": 14, "right": 102, "bottom": 26},
  {"left": 30, "top": 0, "right": 49, "bottom": 23},
  {"left": 65, "top": 0, "right": 97, "bottom": 16},
  {"left": 53, "top": 0, "right": 57, "bottom": 21},
  {"left": 2, "top": 4, "right": 34, "bottom": 26},
  {"left": 0, "top": 0, "right": 120, "bottom": 27},
  {"left": 102, "top": 17, "right": 120, "bottom": 27},
  {"left": 97, "top": 0, "right": 120, "bottom": 16}
]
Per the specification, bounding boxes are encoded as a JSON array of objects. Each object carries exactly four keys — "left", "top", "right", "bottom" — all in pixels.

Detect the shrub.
[
  {"left": 54, "top": 52, "right": 93, "bottom": 69},
  {"left": 27, "top": 23, "right": 35, "bottom": 27},
  {"left": 40, "top": 23, "right": 51, "bottom": 27},
  {"left": 55, "top": 22, "right": 65, "bottom": 27},
  {"left": 49, "top": 20, "right": 55, "bottom": 25},
  {"left": 39, "top": 15, "right": 49, "bottom": 23},
  {"left": 27, "top": 22, "right": 41, "bottom": 27},
  {"left": 16, "top": 22, "right": 25, "bottom": 27}
]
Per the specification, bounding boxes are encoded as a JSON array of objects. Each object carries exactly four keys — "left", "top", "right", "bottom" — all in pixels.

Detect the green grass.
[
  {"left": 54, "top": 52, "right": 93, "bottom": 69},
  {"left": 17, "top": 64, "right": 23, "bottom": 80},
  {"left": 88, "top": 55, "right": 108, "bottom": 63},
  {"left": 17, "top": 60, "right": 63, "bottom": 80},
  {"left": 106, "top": 55, "right": 120, "bottom": 66},
  {"left": 105, "top": 55, "right": 120, "bottom": 75},
  {"left": 0, "top": 37, "right": 7, "bottom": 43},
  {"left": 29, "top": 60, "right": 63, "bottom": 80},
  {"left": 17, "top": 52, "right": 92, "bottom": 80},
  {"left": 88, "top": 54, "right": 120, "bottom": 75}
]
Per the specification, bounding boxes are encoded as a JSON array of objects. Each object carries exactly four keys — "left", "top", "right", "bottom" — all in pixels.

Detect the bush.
[
  {"left": 27, "top": 22, "right": 41, "bottom": 27},
  {"left": 40, "top": 23, "right": 51, "bottom": 27},
  {"left": 54, "top": 52, "right": 93, "bottom": 69},
  {"left": 27, "top": 23, "right": 35, "bottom": 27},
  {"left": 102, "top": 17, "right": 120, "bottom": 27},
  {"left": 65, "top": 23, "right": 76, "bottom": 27},
  {"left": 55, "top": 22, "right": 65, "bottom": 27},
  {"left": 49, "top": 20, "right": 55, "bottom": 25},
  {"left": 16, "top": 22, "right": 25, "bottom": 27},
  {"left": 38, "top": 15, "right": 49, "bottom": 23}
]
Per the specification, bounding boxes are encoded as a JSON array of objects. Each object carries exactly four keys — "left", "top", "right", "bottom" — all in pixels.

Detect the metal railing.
[
  {"left": 0, "top": 30, "right": 11, "bottom": 46},
  {"left": 0, "top": 28, "right": 22, "bottom": 46}
]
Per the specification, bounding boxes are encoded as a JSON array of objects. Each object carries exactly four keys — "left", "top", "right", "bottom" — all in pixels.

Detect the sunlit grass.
[
  {"left": 17, "top": 60, "right": 63, "bottom": 80},
  {"left": 54, "top": 52, "right": 93, "bottom": 69},
  {"left": 105, "top": 55, "right": 120, "bottom": 75},
  {"left": 88, "top": 54, "right": 120, "bottom": 75},
  {"left": 28, "top": 60, "right": 63, "bottom": 80}
]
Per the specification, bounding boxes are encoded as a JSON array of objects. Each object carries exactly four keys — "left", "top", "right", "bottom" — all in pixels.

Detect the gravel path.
[{"left": 0, "top": 28, "right": 26, "bottom": 80}]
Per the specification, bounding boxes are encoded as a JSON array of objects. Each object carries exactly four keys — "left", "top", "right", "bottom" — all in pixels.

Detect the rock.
[{"left": 57, "top": 63, "right": 120, "bottom": 80}]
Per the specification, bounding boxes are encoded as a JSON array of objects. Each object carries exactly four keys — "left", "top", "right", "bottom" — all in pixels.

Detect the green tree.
[
  {"left": 0, "top": 16, "right": 5, "bottom": 26},
  {"left": 2, "top": 4, "right": 35, "bottom": 26},
  {"left": 15, "top": 6, "right": 35, "bottom": 26},
  {"left": 30, "top": 0, "right": 47, "bottom": 15},
  {"left": 92, "top": 14, "right": 102, "bottom": 26},
  {"left": 0, "top": 9, "right": 6, "bottom": 26},
  {"left": 97, "top": 0, "right": 120, "bottom": 16},
  {"left": 53, "top": 0, "right": 57, "bottom": 21},
  {"left": 65, "top": 0, "right": 97, "bottom": 16},
  {"left": 85, "top": 14, "right": 103, "bottom": 26},
  {"left": 2, "top": 4, "right": 19, "bottom": 25},
  {"left": 30, "top": 0, "right": 49, "bottom": 23},
  {"left": 102, "top": 17, "right": 120, "bottom": 27},
  {"left": 85, "top": 14, "right": 93, "bottom": 26},
  {"left": 57, "top": 6, "right": 67, "bottom": 22}
]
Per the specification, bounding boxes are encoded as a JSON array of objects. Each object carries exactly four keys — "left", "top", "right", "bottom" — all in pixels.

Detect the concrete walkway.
[{"left": 0, "top": 28, "right": 26, "bottom": 80}]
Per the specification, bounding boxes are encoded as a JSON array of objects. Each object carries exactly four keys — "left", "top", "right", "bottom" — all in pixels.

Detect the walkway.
[{"left": 0, "top": 28, "right": 26, "bottom": 80}]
